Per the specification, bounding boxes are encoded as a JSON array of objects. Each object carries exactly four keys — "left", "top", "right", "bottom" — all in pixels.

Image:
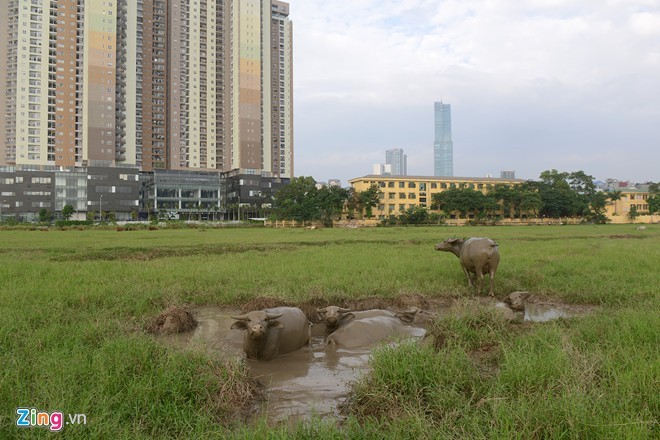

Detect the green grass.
[{"left": 1, "top": 224, "right": 658, "bottom": 438}]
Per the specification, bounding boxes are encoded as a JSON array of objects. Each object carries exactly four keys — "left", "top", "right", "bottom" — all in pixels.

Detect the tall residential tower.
[
  {"left": 1, "top": 0, "right": 294, "bottom": 178},
  {"left": 433, "top": 101, "right": 453, "bottom": 177}
]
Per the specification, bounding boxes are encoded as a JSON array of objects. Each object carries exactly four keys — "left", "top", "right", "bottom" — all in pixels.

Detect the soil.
[{"left": 147, "top": 306, "right": 198, "bottom": 335}]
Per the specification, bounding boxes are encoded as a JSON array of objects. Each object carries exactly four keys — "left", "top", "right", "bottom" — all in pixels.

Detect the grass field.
[{"left": 1, "top": 224, "right": 658, "bottom": 438}]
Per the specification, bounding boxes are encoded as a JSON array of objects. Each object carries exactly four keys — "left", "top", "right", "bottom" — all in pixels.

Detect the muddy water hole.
[{"left": 156, "top": 296, "right": 596, "bottom": 425}]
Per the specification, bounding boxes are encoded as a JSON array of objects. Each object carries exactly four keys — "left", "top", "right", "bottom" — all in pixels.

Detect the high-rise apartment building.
[
  {"left": 1, "top": 0, "right": 293, "bottom": 178},
  {"left": 2, "top": 1, "right": 118, "bottom": 167},
  {"left": 434, "top": 101, "right": 453, "bottom": 177},
  {"left": 385, "top": 148, "right": 407, "bottom": 176}
]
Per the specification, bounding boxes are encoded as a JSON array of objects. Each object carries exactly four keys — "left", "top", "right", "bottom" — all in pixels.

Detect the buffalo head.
[
  {"left": 316, "top": 306, "right": 354, "bottom": 331},
  {"left": 231, "top": 310, "right": 284, "bottom": 340}
]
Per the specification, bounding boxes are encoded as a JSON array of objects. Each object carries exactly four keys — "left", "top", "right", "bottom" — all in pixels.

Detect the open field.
[{"left": 1, "top": 224, "right": 658, "bottom": 438}]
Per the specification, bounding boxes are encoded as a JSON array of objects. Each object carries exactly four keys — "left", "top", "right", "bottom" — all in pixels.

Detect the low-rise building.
[
  {"left": 349, "top": 174, "right": 525, "bottom": 219},
  {"left": 0, "top": 166, "right": 288, "bottom": 222},
  {"left": 604, "top": 186, "right": 653, "bottom": 222},
  {"left": 1, "top": 165, "right": 140, "bottom": 221}
]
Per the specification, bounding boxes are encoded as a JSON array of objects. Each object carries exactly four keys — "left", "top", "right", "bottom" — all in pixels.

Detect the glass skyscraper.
[
  {"left": 385, "top": 148, "right": 407, "bottom": 176},
  {"left": 434, "top": 102, "right": 453, "bottom": 177}
]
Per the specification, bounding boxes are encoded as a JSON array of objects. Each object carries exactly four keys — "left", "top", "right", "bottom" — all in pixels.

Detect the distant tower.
[
  {"left": 434, "top": 102, "right": 453, "bottom": 176},
  {"left": 500, "top": 170, "right": 516, "bottom": 179},
  {"left": 385, "top": 148, "right": 407, "bottom": 176}
]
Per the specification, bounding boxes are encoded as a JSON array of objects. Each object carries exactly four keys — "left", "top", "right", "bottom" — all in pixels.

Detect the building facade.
[
  {"left": 433, "top": 102, "right": 453, "bottom": 177},
  {"left": 0, "top": 165, "right": 140, "bottom": 221},
  {"left": 349, "top": 174, "right": 525, "bottom": 219},
  {"left": 385, "top": 148, "right": 407, "bottom": 176},
  {"left": 604, "top": 187, "right": 652, "bottom": 220},
  {"left": 0, "top": 165, "right": 287, "bottom": 222},
  {"left": 1, "top": 0, "right": 293, "bottom": 179}
]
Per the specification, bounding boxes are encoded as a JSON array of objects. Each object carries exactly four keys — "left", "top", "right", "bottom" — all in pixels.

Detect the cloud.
[{"left": 292, "top": 0, "right": 660, "bottom": 185}]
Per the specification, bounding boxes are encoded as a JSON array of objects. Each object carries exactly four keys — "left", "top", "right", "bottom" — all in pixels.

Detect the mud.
[
  {"left": 157, "top": 305, "right": 425, "bottom": 424},
  {"left": 147, "top": 306, "right": 198, "bottom": 335},
  {"left": 154, "top": 295, "right": 596, "bottom": 424}
]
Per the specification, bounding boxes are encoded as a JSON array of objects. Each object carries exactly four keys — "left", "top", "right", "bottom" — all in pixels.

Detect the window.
[
  {"left": 408, "top": 182, "right": 416, "bottom": 188},
  {"left": 388, "top": 193, "right": 395, "bottom": 199},
  {"left": 399, "top": 193, "right": 406, "bottom": 199},
  {"left": 388, "top": 182, "right": 394, "bottom": 188},
  {"left": 399, "top": 182, "right": 405, "bottom": 188}
]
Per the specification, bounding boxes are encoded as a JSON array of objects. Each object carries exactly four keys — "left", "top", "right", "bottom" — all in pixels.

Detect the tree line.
[{"left": 271, "top": 171, "right": 659, "bottom": 225}]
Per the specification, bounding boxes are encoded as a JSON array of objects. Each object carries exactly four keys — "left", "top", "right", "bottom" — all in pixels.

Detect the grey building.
[
  {"left": 1, "top": 165, "right": 288, "bottom": 222},
  {"left": 224, "top": 170, "right": 290, "bottom": 220},
  {"left": 500, "top": 170, "right": 516, "bottom": 180},
  {"left": 385, "top": 148, "right": 407, "bottom": 176},
  {"left": 0, "top": 165, "right": 139, "bottom": 221},
  {"left": 140, "top": 170, "right": 225, "bottom": 221},
  {"left": 434, "top": 102, "right": 454, "bottom": 177}
]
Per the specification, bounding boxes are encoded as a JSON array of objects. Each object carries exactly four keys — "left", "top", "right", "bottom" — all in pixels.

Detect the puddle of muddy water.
[
  {"left": 158, "top": 299, "right": 593, "bottom": 425},
  {"left": 159, "top": 306, "right": 426, "bottom": 425},
  {"left": 493, "top": 301, "right": 595, "bottom": 322}
]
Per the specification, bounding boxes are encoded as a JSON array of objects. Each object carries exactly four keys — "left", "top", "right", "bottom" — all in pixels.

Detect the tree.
[
  {"left": 587, "top": 192, "right": 611, "bottom": 224},
  {"left": 317, "top": 185, "right": 349, "bottom": 226},
  {"left": 272, "top": 176, "right": 320, "bottom": 223},
  {"left": 489, "top": 184, "right": 521, "bottom": 218},
  {"left": 519, "top": 191, "right": 543, "bottom": 218},
  {"left": 38, "top": 208, "right": 51, "bottom": 223},
  {"left": 86, "top": 210, "right": 96, "bottom": 221},
  {"left": 399, "top": 205, "right": 429, "bottom": 225},
  {"left": 535, "top": 170, "right": 578, "bottom": 217},
  {"left": 648, "top": 182, "right": 659, "bottom": 215},
  {"left": 345, "top": 188, "right": 361, "bottom": 219},
  {"left": 433, "top": 187, "right": 489, "bottom": 218},
  {"left": 358, "top": 184, "right": 382, "bottom": 219},
  {"left": 62, "top": 204, "right": 74, "bottom": 221},
  {"left": 628, "top": 205, "right": 639, "bottom": 222}
]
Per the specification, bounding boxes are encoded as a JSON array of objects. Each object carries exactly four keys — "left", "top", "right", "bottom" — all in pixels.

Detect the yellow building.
[
  {"left": 348, "top": 174, "right": 525, "bottom": 219},
  {"left": 605, "top": 188, "right": 653, "bottom": 222}
]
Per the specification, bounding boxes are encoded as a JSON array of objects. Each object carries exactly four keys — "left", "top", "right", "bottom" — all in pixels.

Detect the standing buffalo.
[
  {"left": 435, "top": 237, "right": 500, "bottom": 296},
  {"left": 230, "top": 307, "right": 309, "bottom": 361}
]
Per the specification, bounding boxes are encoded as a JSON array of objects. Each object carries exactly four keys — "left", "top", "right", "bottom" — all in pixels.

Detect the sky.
[{"left": 290, "top": 0, "right": 660, "bottom": 186}]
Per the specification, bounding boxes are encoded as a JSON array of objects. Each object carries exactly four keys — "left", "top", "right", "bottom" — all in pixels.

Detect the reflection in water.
[
  {"left": 494, "top": 301, "right": 588, "bottom": 323},
  {"left": 249, "top": 337, "right": 374, "bottom": 424},
  {"left": 524, "top": 303, "right": 573, "bottom": 322}
]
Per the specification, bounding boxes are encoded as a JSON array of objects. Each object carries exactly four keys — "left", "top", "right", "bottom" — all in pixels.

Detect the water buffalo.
[
  {"left": 325, "top": 315, "right": 422, "bottom": 348},
  {"left": 394, "top": 307, "right": 438, "bottom": 325},
  {"left": 435, "top": 237, "right": 500, "bottom": 296},
  {"left": 230, "top": 307, "right": 309, "bottom": 361},
  {"left": 503, "top": 291, "right": 531, "bottom": 311},
  {"left": 316, "top": 306, "right": 395, "bottom": 334}
]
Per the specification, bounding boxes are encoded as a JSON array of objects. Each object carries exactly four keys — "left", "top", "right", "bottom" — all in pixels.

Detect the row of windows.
[
  {"left": 375, "top": 181, "right": 499, "bottom": 190},
  {"left": 1, "top": 176, "right": 50, "bottom": 184}
]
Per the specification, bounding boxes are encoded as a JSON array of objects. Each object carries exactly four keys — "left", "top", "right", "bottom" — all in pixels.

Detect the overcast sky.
[{"left": 290, "top": 0, "right": 660, "bottom": 186}]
